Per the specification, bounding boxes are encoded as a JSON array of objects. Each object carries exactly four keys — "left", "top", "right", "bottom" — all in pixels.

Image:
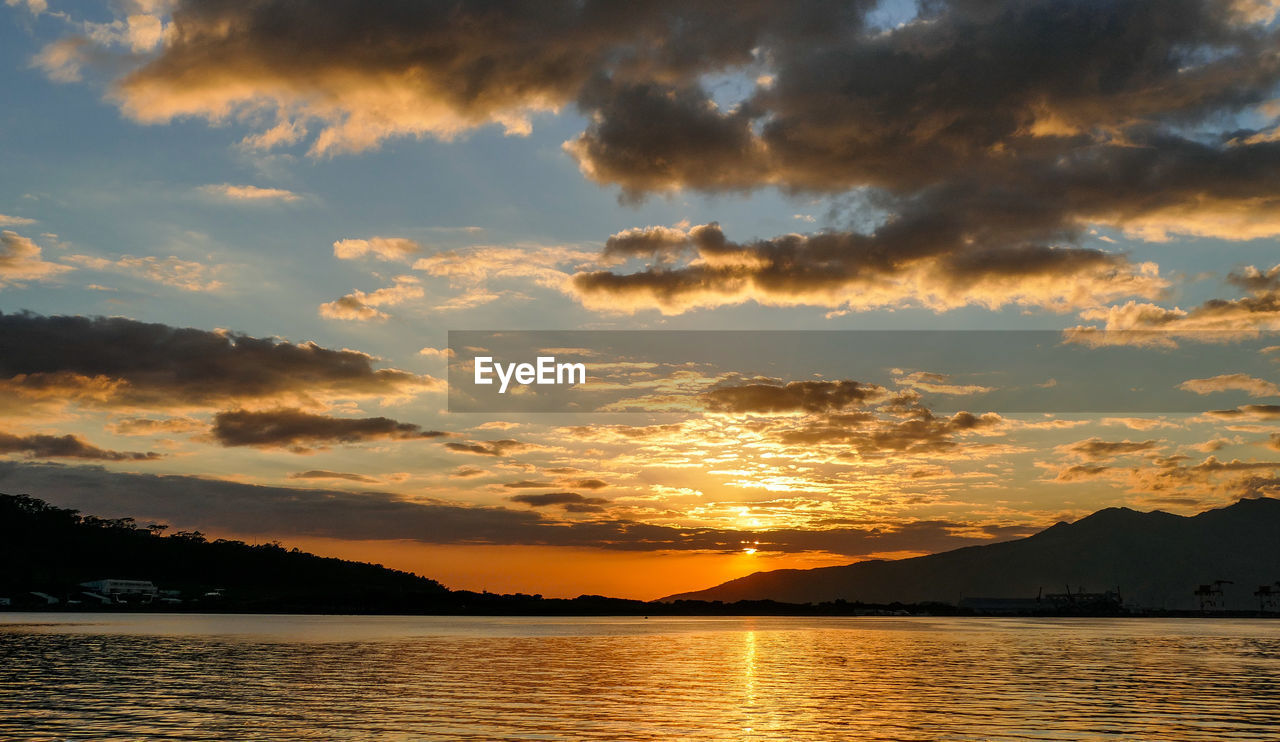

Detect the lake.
[{"left": 2, "top": 614, "right": 1278, "bottom": 740}]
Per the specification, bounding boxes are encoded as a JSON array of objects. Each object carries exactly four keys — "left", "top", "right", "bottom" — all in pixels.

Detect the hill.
[
  {"left": 664, "top": 498, "right": 1280, "bottom": 611},
  {"left": 0, "top": 492, "right": 454, "bottom": 613}
]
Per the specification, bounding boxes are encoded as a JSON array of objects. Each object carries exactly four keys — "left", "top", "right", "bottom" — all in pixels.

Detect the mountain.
[{"left": 664, "top": 498, "right": 1280, "bottom": 611}]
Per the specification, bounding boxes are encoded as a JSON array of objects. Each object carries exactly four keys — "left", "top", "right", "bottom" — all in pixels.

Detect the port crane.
[
  {"left": 1194, "top": 580, "right": 1233, "bottom": 611},
  {"left": 1254, "top": 582, "right": 1280, "bottom": 612}
]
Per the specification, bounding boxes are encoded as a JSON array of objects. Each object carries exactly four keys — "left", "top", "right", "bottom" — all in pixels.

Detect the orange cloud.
[
  {"left": 63, "top": 253, "right": 224, "bottom": 292},
  {"left": 333, "top": 237, "right": 421, "bottom": 262},
  {"left": 199, "top": 183, "right": 300, "bottom": 202},
  {"left": 319, "top": 276, "right": 423, "bottom": 321},
  {"left": 0, "top": 231, "right": 73, "bottom": 288}
]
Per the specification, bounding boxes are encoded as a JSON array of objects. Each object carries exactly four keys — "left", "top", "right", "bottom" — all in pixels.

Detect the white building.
[{"left": 79, "top": 579, "right": 159, "bottom": 597}]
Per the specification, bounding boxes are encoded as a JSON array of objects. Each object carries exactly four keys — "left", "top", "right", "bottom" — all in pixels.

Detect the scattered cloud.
[
  {"left": 1068, "top": 264, "right": 1280, "bottom": 342},
  {"left": 894, "top": 370, "right": 994, "bottom": 396},
  {"left": 63, "top": 253, "right": 224, "bottom": 292}
]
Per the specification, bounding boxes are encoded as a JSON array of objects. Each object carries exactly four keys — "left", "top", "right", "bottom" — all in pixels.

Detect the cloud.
[
  {"left": 288, "top": 470, "right": 381, "bottom": 484},
  {"left": 0, "top": 461, "right": 1040, "bottom": 556},
  {"left": 47, "top": 0, "right": 1280, "bottom": 321},
  {"left": 443, "top": 439, "right": 530, "bottom": 457},
  {"left": 211, "top": 408, "right": 446, "bottom": 451},
  {"left": 894, "top": 371, "right": 994, "bottom": 396},
  {"left": 1067, "top": 263, "right": 1280, "bottom": 342},
  {"left": 89, "top": 0, "right": 846, "bottom": 156},
  {"left": 1228, "top": 264, "right": 1280, "bottom": 294},
  {"left": 775, "top": 407, "right": 1006, "bottom": 457},
  {"left": 318, "top": 276, "right": 423, "bottom": 321},
  {"left": 63, "top": 253, "right": 224, "bottom": 292},
  {"left": 0, "top": 231, "right": 73, "bottom": 288},
  {"left": 0, "top": 215, "right": 36, "bottom": 226},
  {"left": 199, "top": 184, "right": 301, "bottom": 202},
  {"left": 0, "top": 311, "right": 437, "bottom": 410},
  {"left": 0, "top": 432, "right": 159, "bottom": 461},
  {"left": 5, "top": 0, "right": 48, "bottom": 16},
  {"left": 1059, "top": 437, "right": 1161, "bottom": 461},
  {"left": 333, "top": 237, "right": 421, "bottom": 262},
  {"left": 1179, "top": 373, "right": 1280, "bottom": 397},
  {"left": 1205, "top": 404, "right": 1280, "bottom": 421},
  {"left": 509, "top": 491, "right": 609, "bottom": 510},
  {"left": 702, "top": 379, "right": 886, "bottom": 414},
  {"left": 413, "top": 245, "right": 591, "bottom": 290},
  {"left": 108, "top": 416, "right": 203, "bottom": 435},
  {"left": 569, "top": 222, "right": 1166, "bottom": 315}
]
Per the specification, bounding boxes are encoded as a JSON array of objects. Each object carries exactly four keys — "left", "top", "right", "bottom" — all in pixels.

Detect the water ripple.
[{"left": 2, "top": 615, "right": 1278, "bottom": 740}]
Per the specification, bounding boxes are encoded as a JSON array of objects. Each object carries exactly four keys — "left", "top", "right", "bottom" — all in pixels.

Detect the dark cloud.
[
  {"left": 0, "top": 311, "right": 435, "bottom": 409},
  {"left": 570, "top": 220, "right": 1166, "bottom": 315},
  {"left": 1228, "top": 264, "right": 1280, "bottom": 294},
  {"left": 1063, "top": 437, "right": 1161, "bottom": 461},
  {"left": 703, "top": 379, "right": 886, "bottom": 414},
  {"left": 0, "top": 461, "right": 1040, "bottom": 556},
  {"left": 108, "top": 416, "right": 203, "bottom": 435},
  {"left": 574, "top": 1, "right": 1280, "bottom": 197},
  {"left": 509, "top": 492, "right": 610, "bottom": 509},
  {"left": 1055, "top": 464, "right": 1113, "bottom": 482},
  {"left": 288, "top": 470, "right": 381, "bottom": 484},
  {"left": 105, "top": 0, "right": 866, "bottom": 155},
  {"left": 1207, "top": 404, "right": 1280, "bottom": 420},
  {"left": 563, "top": 0, "right": 1280, "bottom": 314},
  {"left": 211, "top": 408, "right": 446, "bottom": 450},
  {"left": 777, "top": 408, "right": 1004, "bottom": 456},
  {"left": 0, "top": 432, "right": 159, "bottom": 461},
  {"left": 502, "top": 480, "right": 556, "bottom": 489},
  {"left": 444, "top": 439, "right": 530, "bottom": 457}
]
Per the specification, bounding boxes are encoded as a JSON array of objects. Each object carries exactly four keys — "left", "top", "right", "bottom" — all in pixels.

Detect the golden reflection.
[{"left": 742, "top": 623, "right": 758, "bottom": 735}]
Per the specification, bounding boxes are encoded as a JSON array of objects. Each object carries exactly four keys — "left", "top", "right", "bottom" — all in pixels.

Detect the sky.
[{"left": 1, "top": 0, "right": 1279, "bottom": 599}]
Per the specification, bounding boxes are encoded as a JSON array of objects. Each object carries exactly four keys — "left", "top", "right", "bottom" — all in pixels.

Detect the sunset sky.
[{"left": 2, "top": 0, "right": 1279, "bottom": 599}]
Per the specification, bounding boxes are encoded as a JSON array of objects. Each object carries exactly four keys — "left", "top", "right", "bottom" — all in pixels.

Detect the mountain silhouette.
[{"left": 664, "top": 498, "right": 1280, "bottom": 611}]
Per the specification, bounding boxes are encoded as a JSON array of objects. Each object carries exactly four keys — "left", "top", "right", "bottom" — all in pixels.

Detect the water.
[{"left": 2, "top": 614, "right": 1279, "bottom": 740}]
